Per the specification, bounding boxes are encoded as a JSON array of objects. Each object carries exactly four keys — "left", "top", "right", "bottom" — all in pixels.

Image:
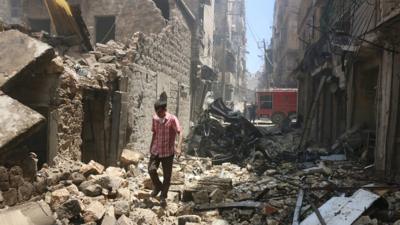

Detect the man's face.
[{"left": 156, "top": 107, "right": 166, "bottom": 118}]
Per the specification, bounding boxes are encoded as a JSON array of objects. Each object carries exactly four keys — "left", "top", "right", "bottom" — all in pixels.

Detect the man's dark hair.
[{"left": 154, "top": 99, "right": 167, "bottom": 111}]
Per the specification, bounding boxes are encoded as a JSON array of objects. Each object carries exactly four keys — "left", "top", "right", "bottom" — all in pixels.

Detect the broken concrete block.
[
  {"left": 50, "top": 188, "right": 70, "bottom": 209},
  {"left": 71, "top": 171, "right": 86, "bottom": 185},
  {"left": 209, "top": 189, "right": 224, "bottom": 203},
  {"left": 56, "top": 199, "right": 83, "bottom": 220},
  {"left": 113, "top": 200, "right": 130, "bottom": 217},
  {"left": 0, "top": 166, "right": 9, "bottom": 191},
  {"left": 0, "top": 30, "right": 55, "bottom": 89},
  {"left": 116, "top": 215, "right": 133, "bottom": 225},
  {"left": 83, "top": 201, "right": 105, "bottom": 223},
  {"left": 177, "top": 215, "right": 201, "bottom": 225},
  {"left": 0, "top": 94, "right": 45, "bottom": 151},
  {"left": 34, "top": 177, "right": 47, "bottom": 194},
  {"left": 192, "top": 190, "right": 209, "bottom": 204},
  {"left": 117, "top": 187, "right": 131, "bottom": 200},
  {"left": 79, "top": 181, "right": 102, "bottom": 197},
  {"left": 136, "top": 190, "right": 151, "bottom": 199},
  {"left": 105, "top": 167, "right": 126, "bottom": 178},
  {"left": 212, "top": 219, "right": 230, "bottom": 225},
  {"left": 99, "top": 56, "right": 116, "bottom": 63},
  {"left": 17, "top": 181, "right": 34, "bottom": 202},
  {"left": 129, "top": 208, "right": 159, "bottom": 225},
  {"left": 120, "top": 149, "right": 144, "bottom": 166},
  {"left": 101, "top": 205, "right": 117, "bottom": 225},
  {"left": 167, "top": 191, "right": 180, "bottom": 202},
  {"left": 143, "top": 177, "right": 154, "bottom": 190},
  {"left": 3, "top": 188, "right": 17, "bottom": 206},
  {"left": 80, "top": 160, "right": 104, "bottom": 177}
]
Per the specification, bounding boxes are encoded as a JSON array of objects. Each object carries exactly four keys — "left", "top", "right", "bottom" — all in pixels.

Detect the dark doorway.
[
  {"left": 81, "top": 90, "right": 108, "bottom": 164},
  {"left": 28, "top": 18, "right": 51, "bottom": 33},
  {"left": 95, "top": 16, "right": 115, "bottom": 44},
  {"left": 152, "top": 0, "right": 170, "bottom": 20}
]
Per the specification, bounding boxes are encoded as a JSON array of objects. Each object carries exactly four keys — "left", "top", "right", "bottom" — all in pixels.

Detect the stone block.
[
  {"left": 83, "top": 201, "right": 105, "bottom": 223},
  {"left": 209, "top": 189, "right": 224, "bottom": 203},
  {"left": 177, "top": 215, "right": 201, "bottom": 225},
  {"left": 50, "top": 188, "right": 70, "bottom": 209},
  {"left": 80, "top": 160, "right": 104, "bottom": 177},
  {"left": 0, "top": 30, "right": 54, "bottom": 88},
  {"left": 56, "top": 199, "right": 83, "bottom": 220},
  {"left": 3, "top": 188, "right": 17, "bottom": 206},
  {"left": 113, "top": 200, "right": 130, "bottom": 217},
  {"left": 192, "top": 190, "right": 209, "bottom": 204},
  {"left": 17, "top": 181, "right": 34, "bottom": 202},
  {"left": 120, "top": 149, "right": 144, "bottom": 166}
]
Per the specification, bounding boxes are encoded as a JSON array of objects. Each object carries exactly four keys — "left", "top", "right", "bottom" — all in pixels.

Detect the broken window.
[
  {"left": 95, "top": 16, "right": 115, "bottom": 44},
  {"left": 10, "top": 0, "right": 22, "bottom": 18},
  {"left": 260, "top": 95, "right": 272, "bottom": 109},
  {"left": 152, "top": 0, "right": 170, "bottom": 20},
  {"left": 28, "top": 19, "right": 51, "bottom": 33}
]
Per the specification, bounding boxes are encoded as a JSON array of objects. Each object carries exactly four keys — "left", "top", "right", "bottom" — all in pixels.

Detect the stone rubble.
[{"left": 0, "top": 128, "right": 399, "bottom": 224}]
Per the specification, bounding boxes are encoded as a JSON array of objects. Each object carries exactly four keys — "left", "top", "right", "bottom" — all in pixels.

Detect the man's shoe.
[
  {"left": 151, "top": 189, "right": 160, "bottom": 197},
  {"left": 160, "top": 198, "right": 167, "bottom": 208}
]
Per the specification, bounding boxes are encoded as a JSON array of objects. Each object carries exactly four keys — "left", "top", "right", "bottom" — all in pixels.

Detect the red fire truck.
[{"left": 255, "top": 88, "right": 298, "bottom": 124}]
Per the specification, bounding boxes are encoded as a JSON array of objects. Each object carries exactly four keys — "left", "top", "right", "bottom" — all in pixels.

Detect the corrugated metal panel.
[{"left": 300, "top": 189, "right": 380, "bottom": 225}]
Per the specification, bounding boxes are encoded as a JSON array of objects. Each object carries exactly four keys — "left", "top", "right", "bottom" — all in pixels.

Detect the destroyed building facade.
[
  {"left": 0, "top": 0, "right": 192, "bottom": 169},
  {"left": 212, "top": 0, "right": 247, "bottom": 102},
  {"left": 270, "top": 0, "right": 301, "bottom": 88},
  {"left": 293, "top": 0, "right": 400, "bottom": 181}
]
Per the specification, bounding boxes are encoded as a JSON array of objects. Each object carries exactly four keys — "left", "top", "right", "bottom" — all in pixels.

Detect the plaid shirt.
[{"left": 150, "top": 112, "right": 182, "bottom": 158}]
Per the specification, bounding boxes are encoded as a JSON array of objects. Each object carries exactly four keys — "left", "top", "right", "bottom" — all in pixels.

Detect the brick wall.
[
  {"left": 126, "top": 19, "right": 191, "bottom": 153},
  {"left": 81, "top": 0, "right": 167, "bottom": 44}
]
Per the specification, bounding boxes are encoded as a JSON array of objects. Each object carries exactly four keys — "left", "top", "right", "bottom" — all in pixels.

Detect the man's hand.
[{"left": 175, "top": 146, "right": 182, "bottom": 158}]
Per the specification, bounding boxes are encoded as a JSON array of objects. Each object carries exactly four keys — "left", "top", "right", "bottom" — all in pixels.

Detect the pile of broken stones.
[{"left": 2, "top": 135, "right": 400, "bottom": 224}]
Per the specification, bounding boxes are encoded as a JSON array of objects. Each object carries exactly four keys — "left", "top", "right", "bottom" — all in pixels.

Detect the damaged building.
[
  {"left": 270, "top": 0, "right": 301, "bottom": 88},
  {"left": 292, "top": 0, "right": 400, "bottom": 181},
  {"left": 212, "top": 0, "right": 247, "bottom": 103},
  {"left": 0, "top": 0, "right": 193, "bottom": 168}
]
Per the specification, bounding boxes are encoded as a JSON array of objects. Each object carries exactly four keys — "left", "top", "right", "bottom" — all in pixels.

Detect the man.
[
  {"left": 249, "top": 102, "right": 257, "bottom": 124},
  {"left": 148, "top": 99, "right": 183, "bottom": 207}
]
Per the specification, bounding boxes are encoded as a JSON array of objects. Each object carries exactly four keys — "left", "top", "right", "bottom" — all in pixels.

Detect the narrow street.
[{"left": 1, "top": 0, "right": 400, "bottom": 225}]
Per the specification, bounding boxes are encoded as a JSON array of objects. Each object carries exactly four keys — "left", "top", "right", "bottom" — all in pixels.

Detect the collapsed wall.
[{"left": 126, "top": 19, "right": 192, "bottom": 153}]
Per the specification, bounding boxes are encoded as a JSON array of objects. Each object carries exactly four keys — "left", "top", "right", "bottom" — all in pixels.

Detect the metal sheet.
[{"left": 300, "top": 189, "right": 380, "bottom": 225}]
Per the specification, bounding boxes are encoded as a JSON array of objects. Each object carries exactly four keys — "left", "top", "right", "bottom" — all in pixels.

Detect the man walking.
[{"left": 148, "top": 98, "right": 183, "bottom": 207}]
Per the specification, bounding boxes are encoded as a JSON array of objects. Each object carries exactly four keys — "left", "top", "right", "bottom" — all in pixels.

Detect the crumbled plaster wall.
[
  {"left": 55, "top": 69, "right": 83, "bottom": 161},
  {"left": 126, "top": 19, "right": 191, "bottom": 153},
  {"left": 79, "top": 0, "right": 167, "bottom": 44}
]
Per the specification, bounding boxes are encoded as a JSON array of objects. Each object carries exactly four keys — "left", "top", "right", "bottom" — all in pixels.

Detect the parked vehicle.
[{"left": 256, "top": 88, "right": 298, "bottom": 124}]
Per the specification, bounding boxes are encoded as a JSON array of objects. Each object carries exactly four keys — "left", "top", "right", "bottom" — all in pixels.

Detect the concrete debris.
[
  {"left": 0, "top": 12, "right": 399, "bottom": 225},
  {"left": 0, "top": 94, "right": 45, "bottom": 151},
  {"left": 120, "top": 149, "right": 144, "bottom": 167},
  {"left": 83, "top": 201, "right": 106, "bottom": 223},
  {"left": 80, "top": 160, "right": 105, "bottom": 177},
  {"left": 0, "top": 30, "right": 54, "bottom": 89}
]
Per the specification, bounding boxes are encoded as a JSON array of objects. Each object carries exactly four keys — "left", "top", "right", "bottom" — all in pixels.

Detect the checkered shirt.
[{"left": 150, "top": 112, "right": 182, "bottom": 158}]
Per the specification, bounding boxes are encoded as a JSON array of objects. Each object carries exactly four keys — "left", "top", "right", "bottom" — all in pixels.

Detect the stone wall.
[
  {"left": 54, "top": 69, "right": 84, "bottom": 162},
  {"left": 81, "top": 0, "right": 167, "bottom": 44},
  {"left": 126, "top": 19, "right": 191, "bottom": 153}
]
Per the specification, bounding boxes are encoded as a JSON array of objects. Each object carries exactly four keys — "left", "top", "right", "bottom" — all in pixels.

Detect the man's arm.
[
  {"left": 174, "top": 117, "right": 183, "bottom": 157},
  {"left": 176, "top": 131, "right": 183, "bottom": 157}
]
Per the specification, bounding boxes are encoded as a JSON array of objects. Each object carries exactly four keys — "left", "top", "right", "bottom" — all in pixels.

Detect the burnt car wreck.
[{"left": 187, "top": 98, "right": 264, "bottom": 165}]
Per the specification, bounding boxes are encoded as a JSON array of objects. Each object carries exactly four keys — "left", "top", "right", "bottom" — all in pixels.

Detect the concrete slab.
[
  {"left": 0, "top": 93, "right": 45, "bottom": 150},
  {"left": 0, "top": 30, "right": 54, "bottom": 89}
]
